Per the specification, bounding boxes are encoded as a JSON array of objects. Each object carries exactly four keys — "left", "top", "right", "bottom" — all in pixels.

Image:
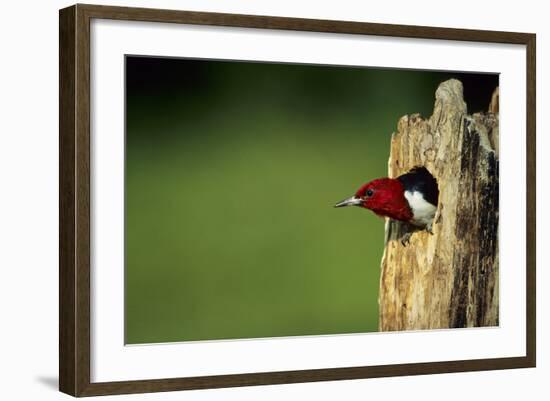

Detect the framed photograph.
[{"left": 59, "top": 4, "right": 536, "bottom": 397}]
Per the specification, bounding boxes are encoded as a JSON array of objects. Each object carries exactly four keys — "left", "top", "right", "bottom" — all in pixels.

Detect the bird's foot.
[
  {"left": 426, "top": 222, "right": 434, "bottom": 235},
  {"left": 401, "top": 232, "right": 413, "bottom": 246}
]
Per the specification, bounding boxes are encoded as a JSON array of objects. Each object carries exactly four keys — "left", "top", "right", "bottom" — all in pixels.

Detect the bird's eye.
[{"left": 366, "top": 189, "right": 374, "bottom": 197}]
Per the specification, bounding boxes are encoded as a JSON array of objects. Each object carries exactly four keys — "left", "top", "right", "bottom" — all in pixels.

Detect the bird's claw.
[
  {"left": 426, "top": 222, "right": 434, "bottom": 235},
  {"left": 401, "top": 232, "right": 412, "bottom": 246}
]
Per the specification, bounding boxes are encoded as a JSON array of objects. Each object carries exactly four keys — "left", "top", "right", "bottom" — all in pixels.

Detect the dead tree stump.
[{"left": 379, "top": 79, "right": 499, "bottom": 331}]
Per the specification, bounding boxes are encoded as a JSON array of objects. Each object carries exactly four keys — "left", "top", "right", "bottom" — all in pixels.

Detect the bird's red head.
[{"left": 335, "top": 177, "right": 413, "bottom": 222}]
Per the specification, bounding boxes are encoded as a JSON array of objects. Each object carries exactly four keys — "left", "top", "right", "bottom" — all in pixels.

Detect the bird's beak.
[{"left": 334, "top": 196, "right": 363, "bottom": 208}]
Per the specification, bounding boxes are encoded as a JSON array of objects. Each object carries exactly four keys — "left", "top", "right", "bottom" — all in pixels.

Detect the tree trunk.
[{"left": 379, "top": 79, "right": 499, "bottom": 331}]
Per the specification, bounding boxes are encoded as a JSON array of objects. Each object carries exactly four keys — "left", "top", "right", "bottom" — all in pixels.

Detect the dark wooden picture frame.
[{"left": 59, "top": 3, "right": 536, "bottom": 397}]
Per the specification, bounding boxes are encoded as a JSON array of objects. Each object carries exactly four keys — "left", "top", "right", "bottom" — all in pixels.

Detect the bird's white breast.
[{"left": 404, "top": 190, "right": 437, "bottom": 227}]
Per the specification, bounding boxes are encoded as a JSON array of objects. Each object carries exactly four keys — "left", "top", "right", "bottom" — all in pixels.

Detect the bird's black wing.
[{"left": 397, "top": 167, "right": 439, "bottom": 206}]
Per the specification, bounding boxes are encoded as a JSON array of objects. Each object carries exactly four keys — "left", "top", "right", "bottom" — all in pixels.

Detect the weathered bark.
[{"left": 379, "top": 79, "right": 499, "bottom": 331}]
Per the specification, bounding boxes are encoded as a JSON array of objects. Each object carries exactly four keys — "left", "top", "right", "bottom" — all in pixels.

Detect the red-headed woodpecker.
[{"left": 335, "top": 167, "right": 439, "bottom": 237}]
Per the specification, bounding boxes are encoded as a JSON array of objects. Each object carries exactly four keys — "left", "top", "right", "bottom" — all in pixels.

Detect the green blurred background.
[{"left": 125, "top": 56, "right": 497, "bottom": 344}]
